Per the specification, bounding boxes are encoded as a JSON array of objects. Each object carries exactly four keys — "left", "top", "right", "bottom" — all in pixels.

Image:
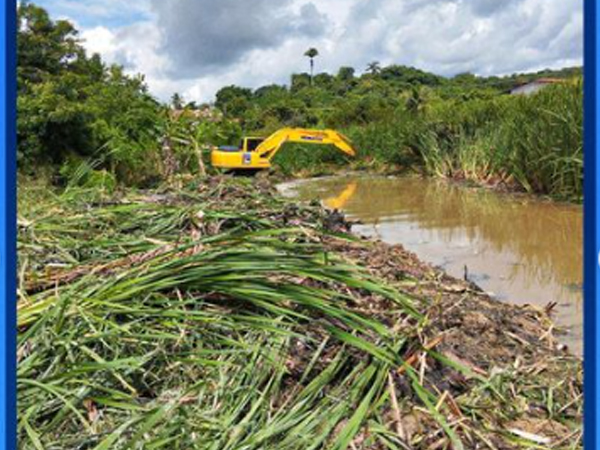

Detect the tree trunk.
[
  {"left": 161, "top": 136, "right": 178, "bottom": 182},
  {"left": 194, "top": 140, "right": 206, "bottom": 176}
]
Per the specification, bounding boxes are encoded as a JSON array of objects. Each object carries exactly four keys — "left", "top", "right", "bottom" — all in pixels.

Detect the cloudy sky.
[{"left": 36, "top": 0, "right": 583, "bottom": 103}]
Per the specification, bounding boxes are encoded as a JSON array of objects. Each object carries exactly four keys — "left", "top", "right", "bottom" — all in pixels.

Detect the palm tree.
[
  {"left": 366, "top": 61, "right": 381, "bottom": 75},
  {"left": 304, "top": 48, "right": 319, "bottom": 85},
  {"left": 171, "top": 92, "right": 184, "bottom": 110}
]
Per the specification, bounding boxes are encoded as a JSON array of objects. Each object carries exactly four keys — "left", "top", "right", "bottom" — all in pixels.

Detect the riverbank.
[
  {"left": 273, "top": 164, "right": 582, "bottom": 206},
  {"left": 18, "top": 176, "right": 582, "bottom": 449},
  {"left": 279, "top": 173, "right": 583, "bottom": 354}
]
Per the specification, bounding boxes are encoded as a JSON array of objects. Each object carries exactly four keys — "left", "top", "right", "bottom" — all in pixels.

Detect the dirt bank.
[{"left": 325, "top": 235, "right": 582, "bottom": 448}]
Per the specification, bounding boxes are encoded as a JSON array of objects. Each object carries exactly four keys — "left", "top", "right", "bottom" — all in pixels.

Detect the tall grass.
[
  {"left": 493, "top": 81, "right": 583, "bottom": 199},
  {"left": 276, "top": 81, "right": 583, "bottom": 201},
  {"left": 407, "top": 81, "right": 581, "bottom": 200},
  {"left": 271, "top": 142, "right": 351, "bottom": 177}
]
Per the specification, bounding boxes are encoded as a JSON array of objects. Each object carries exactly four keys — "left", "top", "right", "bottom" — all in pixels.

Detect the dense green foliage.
[
  {"left": 17, "top": 3, "right": 163, "bottom": 183},
  {"left": 17, "top": 3, "right": 240, "bottom": 186},
  {"left": 18, "top": 3, "right": 582, "bottom": 200},
  {"left": 216, "top": 64, "right": 582, "bottom": 200},
  {"left": 215, "top": 63, "right": 580, "bottom": 133},
  {"left": 344, "top": 80, "right": 583, "bottom": 200}
]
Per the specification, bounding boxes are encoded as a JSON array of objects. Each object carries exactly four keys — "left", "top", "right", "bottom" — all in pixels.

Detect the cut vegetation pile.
[{"left": 18, "top": 177, "right": 582, "bottom": 449}]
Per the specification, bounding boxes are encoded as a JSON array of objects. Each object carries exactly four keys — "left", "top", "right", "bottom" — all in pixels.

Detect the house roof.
[
  {"left": 512, "top": 77, "right": 564, "bottom": 88},
  {"left": 508, "top": 77, "right": 565, "bottom": 94},
  {"left": 533, "top": 77, "right": 564, "bottom": 84}
]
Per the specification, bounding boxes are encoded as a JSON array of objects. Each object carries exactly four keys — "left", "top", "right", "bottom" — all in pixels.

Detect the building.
[
  {"left": 170, "top": 105, "right": 222, "bottom": 122},
  {"left": 509, "top": 78, "right": 564, "bottom": 96}
]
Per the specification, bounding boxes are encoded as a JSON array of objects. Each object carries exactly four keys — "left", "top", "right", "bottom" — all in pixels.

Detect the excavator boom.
[{"left": 211, "top": 128, "right": 356, "bottom": 170}]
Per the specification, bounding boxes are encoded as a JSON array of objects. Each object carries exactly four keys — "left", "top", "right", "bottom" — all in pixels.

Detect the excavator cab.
[
  {"left": 211, "top": 128, "right": 356, "bottom": 170},
  {"left": 242, "top": 137, "right": 264, "bottom": 152},
  {"left": 213, "top": 136, "right": 271, "bottom": 169}
]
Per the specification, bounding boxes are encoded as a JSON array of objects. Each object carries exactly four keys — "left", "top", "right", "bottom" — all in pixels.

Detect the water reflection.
[
  {"left": 282, "top": 175, "right": 583, "bottom": 353},
  {"left": 323, "top": 182, "right": 357, "bottom": 210}
]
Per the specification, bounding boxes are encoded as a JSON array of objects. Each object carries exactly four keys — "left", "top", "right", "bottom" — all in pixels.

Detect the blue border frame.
[
  {"left": 1, "top": 0, "right": 16, "bottom": 449},
  {"left": 584, "top": 0, "right": 598, "bottom": 447}
]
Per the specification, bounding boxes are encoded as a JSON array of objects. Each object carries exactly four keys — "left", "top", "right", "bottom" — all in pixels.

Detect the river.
[{"left": 279, "top": 174, "right": 583, "bottom": 354}]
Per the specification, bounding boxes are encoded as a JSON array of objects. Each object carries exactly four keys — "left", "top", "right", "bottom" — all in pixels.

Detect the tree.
[
  {"left": 162, "top": 112, "right": 242, "bottom": 178},
  {"left": 452, "top": 72, "right": 477, "bottom": 85},
  {"left": 334, "top": 67, "right": 356, "bottom": 95},
  {"left": 366, "top": 61, "right": 381, "bottom": 75},
  {"left": 171, "top": 93, "right": 184, "bottom": 109},
  {"left": 304, "top": 48, "right": 319, "bottom": 86},
  {"left": 337, "top": 66, "right": 355, "bottom": 82},
  {"left": 254, "top": 84, "right": 287, "bottom": 99},
  {"left": 17, "top": 2, "right": 84, "bottom": 88},
  {"left": 380, "top": 64, "right": 443, "bottom": 86},
  {"left": 214, "top": 85, "right": 252, "bottom": 116},
  {"left": 290, "top": 73, "right": 311, "bottom": 93},
  {"left": 17, "top": 3, "right": 164, "bottom": 184},
  {"left": 313, "top": 73, "right": 334, "bottom": 88}
]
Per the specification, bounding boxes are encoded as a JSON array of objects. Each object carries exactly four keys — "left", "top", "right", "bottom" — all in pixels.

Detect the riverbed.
[{"left": 279, "top": 174, "right": 583, "bottom": 354}]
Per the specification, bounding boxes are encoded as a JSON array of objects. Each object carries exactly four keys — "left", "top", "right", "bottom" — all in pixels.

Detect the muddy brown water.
[{"left": 278, "top": 175, "right": 583, "bottom": 354}]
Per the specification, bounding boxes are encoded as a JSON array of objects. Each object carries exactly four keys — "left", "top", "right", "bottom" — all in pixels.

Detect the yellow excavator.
[{"left": 210, "top": 127, "right": 356, "bottom": 170}]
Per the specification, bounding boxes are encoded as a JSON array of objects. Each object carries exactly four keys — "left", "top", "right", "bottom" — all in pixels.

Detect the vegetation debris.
[{"left": 18, "top": 177, "right": 582, "bottom": 449}]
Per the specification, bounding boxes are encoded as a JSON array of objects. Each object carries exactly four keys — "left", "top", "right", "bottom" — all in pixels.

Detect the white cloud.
[
  {"left": 80, "top": 26, "right": 115, "bottom": 59},
  {"left": 81, "top": 21, "right": 169, "bottom": 87},
  {"left": 69, "top": 0, "right": 582, "bottom": 104}
]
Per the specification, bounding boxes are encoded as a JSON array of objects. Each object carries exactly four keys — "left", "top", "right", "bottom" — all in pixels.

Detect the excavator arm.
[
  {"left": 255, "top": 128, "right": 356, "bottom": 161},
  {"left": 211, "top": 127, "right": 356, "bottom": 170}
]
